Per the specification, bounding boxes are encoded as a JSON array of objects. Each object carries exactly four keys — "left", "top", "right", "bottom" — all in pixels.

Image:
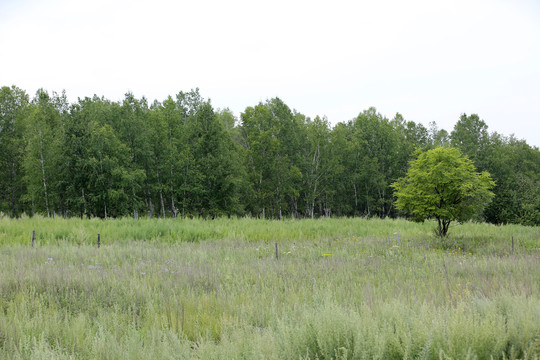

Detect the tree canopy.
[
  {"left": 392, "top": 147, "right": 495, "bottom": 236},
  {"left": 1, "top": 85, "right": 539, "bottom": 225}
]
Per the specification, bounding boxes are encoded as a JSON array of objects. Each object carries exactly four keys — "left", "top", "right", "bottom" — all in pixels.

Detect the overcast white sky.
[{"left": 1, "top": 0, "right": 539, "bottom": 147}]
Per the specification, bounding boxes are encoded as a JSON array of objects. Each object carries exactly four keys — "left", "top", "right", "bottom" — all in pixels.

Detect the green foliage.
[
  {"left": 0, "top": 85, "right": 539, "bottom": 224},
  {"left": 326, "top": 108, "right": 417, "bottom": 218},
  {"left": 450, "top": 113, "right": 490, "bottom": 167},
  {"left": 0, "top": 86, "right": 28, "bottom": 217},
  {"left": 240, "top": 98, "right": 302, "bottom": 218},
  {"left": 481, "top": 135, "right": 540, "bottom": 226},
  {"left": 21, "top": 89, "right": 65, "bottom": 217},
  {"left": 392, "top": 147, "right": 495, "bottom": 236},
  {"left": 298, "top": 115, "right": 342, "bottom": 218}
]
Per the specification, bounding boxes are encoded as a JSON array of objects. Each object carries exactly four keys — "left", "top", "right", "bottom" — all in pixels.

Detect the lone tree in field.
[{"left": 392, "top": 147, "right": 495, "bottom": 237}]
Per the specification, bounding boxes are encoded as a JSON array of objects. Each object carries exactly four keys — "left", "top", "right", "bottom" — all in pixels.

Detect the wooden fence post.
[
  {"left": 275, "top": 242, "right": 278, "bottom": 260},
  {"left": 98, "top": 233, "right": 101, "bottom": 248},
  {"left": 512, "top": 236, "right": 514, "bottom": 254},
  {"left": 32, "top": 230, "right": 35, "bottom": 248}
]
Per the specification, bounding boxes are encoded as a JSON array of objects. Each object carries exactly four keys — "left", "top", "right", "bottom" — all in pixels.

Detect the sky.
[{"left": 1, "top": 0, "right": 539, "bottom": 147}]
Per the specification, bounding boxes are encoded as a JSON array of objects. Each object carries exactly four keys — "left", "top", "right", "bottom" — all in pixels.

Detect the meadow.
[{"left": 0, "top": 216, "right": 539, "bottom": 359}]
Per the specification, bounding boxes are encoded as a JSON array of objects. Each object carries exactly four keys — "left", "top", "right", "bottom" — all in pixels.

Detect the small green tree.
[{"left": 392, "top": 147, "right": 495, "bottom": 237}]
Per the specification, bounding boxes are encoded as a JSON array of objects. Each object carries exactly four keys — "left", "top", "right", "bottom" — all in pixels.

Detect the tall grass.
[
  {"left": 0, "top": 217, "right": 539, "bottom": 358},
  {"left": 1, "top": 215, "right": 539, "bottom": 253}
]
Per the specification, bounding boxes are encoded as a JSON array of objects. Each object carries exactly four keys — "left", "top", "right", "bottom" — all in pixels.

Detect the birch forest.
[{"left": 1, "top": 85, "right": 539, "bottom": 225}]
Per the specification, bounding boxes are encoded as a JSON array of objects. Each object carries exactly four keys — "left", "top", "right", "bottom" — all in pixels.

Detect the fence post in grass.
[
  {"left": 98, "top": 233, "right": 100, "bottom": 248},
  {"left": 32, "top": 230, "right": 35, "bottom": 248},
  {"left": 275, "top": 242, "right": 278, "bottom": 260},
  {"left": 512, "top": 236, "right": 514, "bottom": 254}
]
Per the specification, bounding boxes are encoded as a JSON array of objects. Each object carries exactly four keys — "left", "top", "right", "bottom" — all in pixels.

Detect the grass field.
[{"left": 0, "top": 216, "right": 539, "bottom": 359}]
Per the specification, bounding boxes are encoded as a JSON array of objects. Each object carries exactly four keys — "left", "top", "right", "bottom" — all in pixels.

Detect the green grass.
[
  {"left": 0, "top": 217, "right": 539, "bottom": 359},
  {"left": 1, "top": 215, "right": 539, "bottom": 253}
]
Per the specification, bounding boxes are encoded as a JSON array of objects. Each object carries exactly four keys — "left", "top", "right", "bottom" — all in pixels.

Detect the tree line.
[{"left": 0, "top": 85, "right": 539, "bottom": 225}]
